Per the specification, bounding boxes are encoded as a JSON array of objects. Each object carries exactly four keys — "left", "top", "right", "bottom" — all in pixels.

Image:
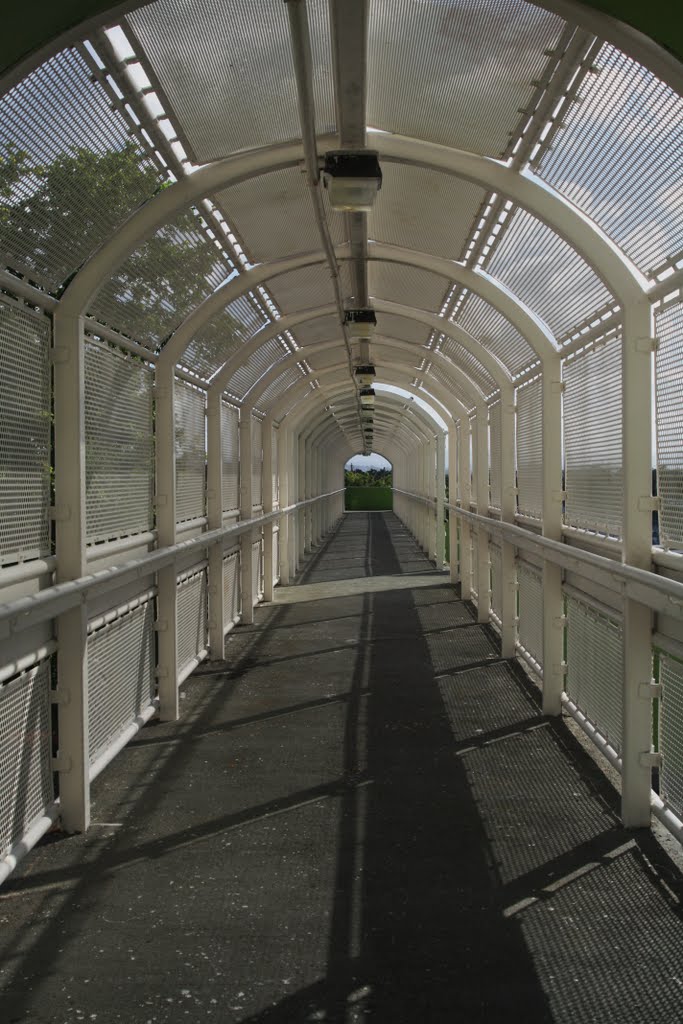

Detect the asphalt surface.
[{"left": 1, "top": 512, "right": 682, "bottom": 1023}]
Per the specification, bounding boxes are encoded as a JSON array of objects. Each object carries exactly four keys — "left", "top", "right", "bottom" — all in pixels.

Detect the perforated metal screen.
[
  {"left": 0, "top": 301, "right": 51, "bottom": 566},
  {"left": 252, "top": 417, "right": 263, "bottom": 510},
  {"left": 221, "top": 401, "right": 240, "bottom": 513},
  {"left": 84, "top": 340, "right": 154, "bottom": 544},
  {"left": 177, "top": 568, "right": 208, "bottom": 676},
  {"left": 175, "top": 380, "right": 206, "bottom": 523},
  {"left": 252, "top": 538, "right": 263, "bottom": 600},
  {"left": 272, "top": 429, "right": 279, "bottom": 509},
  {"left": 565, "top": 592, "right": 623, "bottom": 752},
  {"left": 490, "top": 542, "right": 502, "bottom": 620},
  {"left": 659, "top": 653, "right": 683, "bottom": 821},
  {"left": 87, "top": 597, "right": 155, "bottom": 764},
  {"left": 516, "top": 376, "right": 543, "bottom": 521},
  {"left": 0, "top": 661, "right": 53, "bottom": 859},
  {"left": 654, "top": 303, "right": 683, "bottom": 551},
  {"left": 224, "top": 336, "right": 290, "bottom": 401},
  {"left": 455, "top": 293, "right": 535, "bottom": 375},
  {"left": 563, "top": 338, "right": 623, "bottom": 538},
  {"left": 488, "top": 400, "right": 502, "bottom": 511},
  {"left": 223, "top": 549, "right": 240, "bottom": 628},
  {"left": 517, "top": 560, "right": 543, "bottom": 669}
]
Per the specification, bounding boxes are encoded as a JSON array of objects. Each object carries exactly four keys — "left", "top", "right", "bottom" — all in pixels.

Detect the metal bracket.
[
  {"left": 48, "top": 504, "right": 70, "bottom": 522},
  {"left": 552, "top": 663, "right": 568, "bottom": 677},
  {"left": 638, "top": 751, "right": 662, "bottom": 769},
  {"left": 51, "top": 755, "right": 72, "bottom": 772},
  {"left": 638, "top": 682, "right": 662, "bottom": 700},
  {"left": 638, "top": 496, "right": 661, "bottom": 512},
  {"left": 154, "top": 619, "right": 168, "bottom": 632},
  {"left": 50, "top": 688, "right": 70, "bottom": 706},
  {"left": 49, "top": 346, "right": 70, "bottom": 365},
  {"left": 553, "top": 614, "right": 567, "bottom": 629},
  {"left": 550, "top": 380, "right": 565, "bottom": 394},
  {"left": 634, "top": 336, "right": 660, "bottom": 353},
  {"left": 552, "top": 490, "right": 567, "bottom": 503}
]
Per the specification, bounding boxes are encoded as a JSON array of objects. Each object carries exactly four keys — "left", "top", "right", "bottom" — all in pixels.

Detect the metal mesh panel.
[
  {"left": 90, "top": 208, "right": 233, "bottom": 349},
  {"left": 177, "top": 568, "right": 208, "bottom": 675},
  {"left": 0, "top": 47, "right": 164, "bottom": 291},
  {"left": 221, "top": 401, "right": 240, "bottom": 513},
  {"left": 455, "top": 293, "right": 535, "bottom": 374},
  {"left": 516, "top": 375, "right": 543, "bottom": 520},
  {"left": 258, "top": 365, "right": 307, "bottom": 412},
  {"left": 654, "top": 303, "right": 683, "bottom": 550},
  {"left": 369, "top": 262, "right": 446, "bottom": 312},
  {"left": 252, "top": 417, "right": 263, "bottom": 509},
  {"left": 128, "top": 0, "right": 335, "bottom": 163},
  {"left": 215, "top": 167, "right": 345, "bottom": 263},
  {"left": 563, "top": 338, "right": 623, "bottom": 538},
  {"left": 266, "top": 264, "right": 336, "bottom": 314},
  {"left": 87, "top": 598, "right": 155, "bottom": 764},
  {"left": 373, "top": 312, "right": 428, "bottom": 346},
  {"left": 436, "top": 335, "right": 497, "bottom": 397},
  {"left": 517, "top": 560, "right": 543, "bottom": 668},
  {"left": 368, "top": 163, "right": 486, "bottom": 259},
  {"left": 490, "top": 542, "right": 502, "bottom": 620},
  {"left": 223, "top": 549, "right": 240, "bottom": 627},
  {"left": 566, "top": 592, "right": 623, "bottom": 752},
  {"left": 292, "top": 314, "right": 342, "bottom": 347},
  {"left": 0, "top": 301, "right": 51, "bottom": 566},
  {"left": 0, "top": 661, "right": 53, "bottom": 860},
  {"left": 535, "top": 43, "right": 683, "bottom": 276},
  {"left": 84, "top": 340, "right": 154, "bottom": 544},
  {"left": 660, "top": 653, "right": 683, "bottom": 820},
  {"left": 223, "top": 335, "right": 289, "bottom": 401},
  {"left": 485, "top": 209, "right": 613, "bottom": 340},
  {"left": 469, "top": 413, "right": 478, "bottom": 508},
  {"left": 425, "top": 363, "right": 474, "bottom": 412},
  {"left": 175, "top": 380, "right": 206, "bottom": 523},
  {"left": 367, "top": 0, "right": 564, "bottom": 156},
  {"left": 272, "top": 429, "right": 279, "bottom": 509},
  {"left": 181, "top": 297, "right": 267, "bottom": 382},
  {"left": 488, "top": 400, "right": 502, "bottom": 511}
]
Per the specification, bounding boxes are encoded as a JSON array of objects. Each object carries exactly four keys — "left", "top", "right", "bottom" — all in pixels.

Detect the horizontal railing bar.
[{"left": 0, "top": 490, "right": 343, "bottom": 640}]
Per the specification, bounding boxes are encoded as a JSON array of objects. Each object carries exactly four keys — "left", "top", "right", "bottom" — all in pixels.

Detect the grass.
[{"left": 345, "top": 486, "right": 393, "bottom": 511}]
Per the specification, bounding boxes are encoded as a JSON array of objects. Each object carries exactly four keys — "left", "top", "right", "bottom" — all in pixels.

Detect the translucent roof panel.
[
  {"left": 214, "top": 168, "right": 345, "bottom": 263},
  {"left": 0, "top": 46, "right": 164, "bottom": 292},
  {"left": 266, "top": 264, "right": 336, "bottom": 314},
  {"left": 535, "top": 43, "right": 683, "bottom": 277},
  {"left": 454, "top": 292, "right": 536, "bottom": 375},
  {"left": 223, "top": 335, "right": 290, "bottom": 401},
  {"left": 368, "top": 164, "right": 486, "bottom": 260},
  {"left": 435, "top": 335, "right": 497, "bottom": 396},
  {"left": 306, "top": 346, "right": 345, "bottom": 372},
  {"left": 375, "top": 312, "right": 431, "bottom": 346},
  {"left": 126, "top": 0, "right": 335, "bottom": 163},
  {"left": 367, "top": 0, "right": 565, "bottom": 156},
  {"left": 90, "top": 208, "right": 234, "bottom": 349},
  {"left": 290, "top": 314, "right": 340, "bottom": 346},
  {"left": 369, "top": 262, "right": 447, "bottom": 312},
  {"left": 257, "top": 365, "right": 308, "bottom": 412},
  {"left": 484, "top": 209, "right": 614, "bottom": 340},
  {"left": 423, "top": 362, "right": 473, "bottom": 411}
]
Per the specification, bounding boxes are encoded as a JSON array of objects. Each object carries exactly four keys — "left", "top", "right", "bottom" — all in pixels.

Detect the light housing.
[
  {"left": 322, "top": 151, "right": 382, "bottom": 212},
  {"left": 344, "top": 308, "right": 377, "bottom": 340},
  {"left": 359, "top": 388, "right": 375, "bottom": 408},
  {"left": 354, "top": 364, "right": 376, "bottom": 387}
]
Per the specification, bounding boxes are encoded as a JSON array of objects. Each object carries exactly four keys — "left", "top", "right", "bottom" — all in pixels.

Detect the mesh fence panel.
[
  {"left": 563, "top": 338, "right": 623, "bottom": 538},
  {"left": 0, "top": 47, "right": 164, "bottom": 291},
  {"left": 223, "top": 549, "right": 240, "bottom": 628},
  {"left": 273, "top": 526, "right": 280, "bottom": 583},
  {"left": 488, "top": 400, "right": 502, "bottom": 511},
  {"left": 455, "top": 292, "right": 536, "bottom": 375},
  {"left": 221, "top": 401, "right": 240, "bottom": 513},
  {"left": 84, "top": 340, "right": 154, "bottom": 544},
  {"left": 87, "top": 598, "right": 155, "bottom": 764},
  {"left": 660, "top": 653, "right": 683, "bottom": 821},
  {"left": 252, "top": 538, "right": 263, "bottom": 599},
  {"left": 272, "top": 428, "right": 279, "bottom": 509},
  {"left": 0, "top": 301, "right": 51, "bottom": 566},
  {"left": 516, "top": 376, "right": 543, "bottom": 521},
  {"left": 654, "top": 303, "right": 683, "bottom": 550},
  {"left": 175, "top": 380, "right": 205, "bottom": 523},
  {"left": 0, "top": 661, "right": 53, "bottom": 860},
  {"left": 517, "top": 560, "right": 543, "bottom": 669},
  {"left": 566, "top": 592, "right": 623, "bottom": 752},
  {"left": 252, "top": 416, "right": 263, "bottom": 509},
  {"left": 469, "top": 413, "right": 477, "bottom": 508},
  {"left": 177, "top": 568, "right": 208, "bottom": 675},
  {"left": 490, "top": 542, "right": 502, "bottom": 620}
]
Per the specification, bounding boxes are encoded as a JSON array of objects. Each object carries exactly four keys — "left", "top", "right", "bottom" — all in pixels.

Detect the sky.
[{"left": 345, "top": 453, "right": 392, "bottom": 471}]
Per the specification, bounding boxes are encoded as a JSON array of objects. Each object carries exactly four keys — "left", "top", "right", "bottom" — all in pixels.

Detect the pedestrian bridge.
[{"left": 1, "top": 0, "right": 683, "bottom": 1016}]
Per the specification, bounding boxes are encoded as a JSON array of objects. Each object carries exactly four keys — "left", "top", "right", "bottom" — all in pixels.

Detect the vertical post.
[
  {"left": 239, "top": 409, "right": 255, "bottom": 624},
  {"left": 621, "top": 299, "right": 656, "bottom": 828},
  {"left": 500, "top": 386, "right": 517, "bottom": 658},
  {"left": 448, "top": 422, "right": 458, "bottom": 584},
  {"left": 207, "top": 390, "right": 225, "bottom": 657},
  {"left": 290, "top": 431, "right": 298, "bottom": 578},
  {"left": 262, "top": 416, "right": 274, "bottom": 602},
  {"left": 435, "top": 432, "right": 445, "bottom": 569},
  {"left": 278, "top": 426, "right": 290, "bottom": 585},
  {"left": 476, "top": 404, "right": 490, "bottom": 622},
  {"left": 541, "top": 356, "right": 565, "bottom": 715},
  {"left": 155, "top": 357, "right": 180, "bottom": 721},
  {"left": 298, "top": 434, "right": 306, "bottom": 564},
  {"left": 53, "top": 310, "right": 90, "bottom": 832},
  {"left": 458, "top": 419, "right": 472, "bottom": 599},
  {"left": 305, "top": 438, "right": 313, "bottom": 552}
]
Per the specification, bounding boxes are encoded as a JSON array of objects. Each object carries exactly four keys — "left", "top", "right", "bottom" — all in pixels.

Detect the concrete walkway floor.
[{"left": 1, "top": 512, "right": 682, "bottom": 1023}]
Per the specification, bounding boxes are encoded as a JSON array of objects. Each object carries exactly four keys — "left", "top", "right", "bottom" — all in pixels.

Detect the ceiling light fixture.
[{"left": 322, "top": 151, "right": 382, "bottom": 212}]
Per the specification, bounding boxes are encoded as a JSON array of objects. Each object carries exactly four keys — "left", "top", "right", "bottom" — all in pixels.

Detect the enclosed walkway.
[{"left": 1, "top": 512, "right": 682, "bottom": 1024}]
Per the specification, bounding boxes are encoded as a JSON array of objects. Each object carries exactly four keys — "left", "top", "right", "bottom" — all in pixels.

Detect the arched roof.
[{"left": 0, "top": 0, "right": 681, "bottom": 457}]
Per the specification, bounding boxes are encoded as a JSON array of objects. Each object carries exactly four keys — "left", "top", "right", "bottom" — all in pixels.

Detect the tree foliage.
[{"left": 345, "top": 467, "right": 392, "bottom": 487}]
